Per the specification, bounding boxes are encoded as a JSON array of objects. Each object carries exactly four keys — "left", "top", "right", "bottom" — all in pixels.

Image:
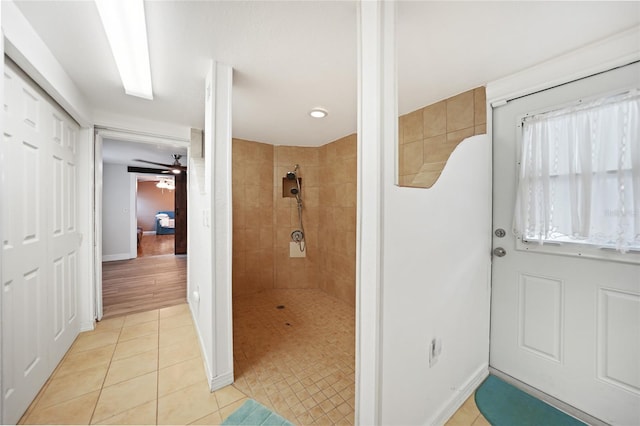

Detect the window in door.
[{"left": 513, "top": 88, "right": 639, "bottom": 256}]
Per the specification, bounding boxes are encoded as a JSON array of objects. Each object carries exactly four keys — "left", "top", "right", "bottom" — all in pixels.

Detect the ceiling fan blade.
[
  {"left": 133, "top": 159, "right": 174, "bottom": 168},
  {"left": 132, "top": 158, "right": 187, "bottom": 170}
]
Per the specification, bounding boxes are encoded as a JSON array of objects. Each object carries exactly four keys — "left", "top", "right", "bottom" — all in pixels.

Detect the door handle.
[{"left": 493, "top": 247, "right": 506, "bottom": 257}]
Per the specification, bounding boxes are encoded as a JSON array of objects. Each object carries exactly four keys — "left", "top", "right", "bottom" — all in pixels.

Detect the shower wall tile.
[
  {"left": 233, "top": 135, "right": 356, "bottom": 306},
  {"left": 232, "top": 139, "right": 275, "bottom": 296},
  {"left": 318, "top": 134, "right": 357, "bottom": 307},
  {"left": 398, "top": 86, "right": 486, "bottom": 188},
  {"left": 273, "top": 145, "right": 320, "bottom": 290}
]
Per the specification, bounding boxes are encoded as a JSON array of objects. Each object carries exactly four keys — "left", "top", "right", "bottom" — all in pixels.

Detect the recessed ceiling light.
[{"left": 309, "top": 108, "right": 328, "bottom": 119}]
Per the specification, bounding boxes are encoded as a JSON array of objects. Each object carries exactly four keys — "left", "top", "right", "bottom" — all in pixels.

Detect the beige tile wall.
[
  {"left": 273, "top": 146, "right": 320, "bottom": 290},
  {"left": 232, "top": 137, "right": 357, "bottom": 307},
  {"left": 318, "top": 134, "right": 357, "bottom": 306},
  {"left": 399, "top": 87, "right": 486, "bottom": 188},
  {"left": 232, "top": 139, "right": 275, "bottom": 296}
]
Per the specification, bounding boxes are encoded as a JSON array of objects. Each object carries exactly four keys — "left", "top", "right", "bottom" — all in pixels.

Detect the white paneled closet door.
[{"left": 2, "top": 58, "right": 81, "bottom": 425}]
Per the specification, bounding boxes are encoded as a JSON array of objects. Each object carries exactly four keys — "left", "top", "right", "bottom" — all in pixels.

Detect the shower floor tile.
[{"left": 233, "top": 289, "right": 356, "bottom": 425}]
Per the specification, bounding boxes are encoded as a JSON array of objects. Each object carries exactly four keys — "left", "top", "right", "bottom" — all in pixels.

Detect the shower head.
[{"left": 285, "top": 164, "right": 300, "bottom": 180}]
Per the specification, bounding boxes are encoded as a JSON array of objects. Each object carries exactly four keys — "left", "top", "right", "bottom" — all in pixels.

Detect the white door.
[
  {"left": 2, "top": 59, "right": 81, "bottom": 424},
  {"left": 491, "top": 62, "right": 640, "bottom": 425}
]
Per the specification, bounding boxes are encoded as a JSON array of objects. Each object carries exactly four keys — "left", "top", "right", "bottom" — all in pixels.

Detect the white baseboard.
[
  {"left": 142, "top": 231, "right": 156, "bottom": 235},
  {"left": 188, "top": 301, "right": 235, "bottom": 393},
  {"left": 211, "top": 371, "right": 234, "bottom": 391},
  {"left": 489, "top": 367, "right": 608, "bottom": 426},
  {"left": 80, "top": 320, "right": 95, "bottom": 332},
  {"left": 429, "top": 364, "right": 489, "bottom": 426},
  {"left": 102, "top": 253, "right": 131, "bottom": 262}
]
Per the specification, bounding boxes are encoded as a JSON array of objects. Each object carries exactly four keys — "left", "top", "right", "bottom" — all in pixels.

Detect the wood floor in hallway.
[{"left": 102, "top": 253, "right": 186, "bottom": 320}]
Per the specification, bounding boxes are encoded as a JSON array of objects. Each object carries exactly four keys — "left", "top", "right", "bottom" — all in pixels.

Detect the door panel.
[
  {"left": 490, "top": 62, "right": 640, "bottom": 425},
  {"left": 174, "top": 170, "right": 187, "bottom": 254},
  {"left": 2, "top": 59, "right": 81, "bottom": 424}
]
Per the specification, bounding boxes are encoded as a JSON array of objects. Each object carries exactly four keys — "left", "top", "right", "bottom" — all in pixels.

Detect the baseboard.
[
  {"left": 429, "top": 364, "right": 489, "bottom": 426},
  {"left": 211, "top": 371, "right": 234, "bottom": 391},
  {"left": 489, "top": 367, "right": 608, "bottom": 426},
  {"left": 142, "top": 231, "right": 156, "bottom": 235},
  {"left": 79, "top": 320, "right": 95, "bottom": 332},
  {"left": 188, "top": 301, "right": 235, "bottom": 392},
  {"left": 102, "top": 253, "right": 131, "bottom": 262}
]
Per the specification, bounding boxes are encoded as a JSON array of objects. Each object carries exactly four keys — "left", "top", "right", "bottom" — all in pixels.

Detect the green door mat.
[
  {"left": 222, "top": 399, "right": 294, "bottom": 426},
  {"left": 475, "top": 376, "right": 586, "bottom": 426}
]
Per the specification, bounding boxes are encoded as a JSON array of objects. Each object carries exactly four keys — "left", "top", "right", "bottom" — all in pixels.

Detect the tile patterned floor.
[
  {"left": 19, "top": 304, "right": 249, "bottom": 425},
  {"left": 232, "top": 290, "right": 356, "bottom": 426},
  {"left": 445, "top": 394, "right": 491, "bottom": 426},
  {"left": 18, "top": 292, "right": 488, "bottom": 425}
]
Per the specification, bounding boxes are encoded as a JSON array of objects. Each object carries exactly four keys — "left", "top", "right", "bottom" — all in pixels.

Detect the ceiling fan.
[{"left": 133, "top": 154, "right": 187, "bottom": 174}]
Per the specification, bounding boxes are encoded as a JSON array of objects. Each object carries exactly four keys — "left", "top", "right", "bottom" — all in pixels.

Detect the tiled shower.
[{"left": 232, "top": 135, "right": 357, "bottom": 306}]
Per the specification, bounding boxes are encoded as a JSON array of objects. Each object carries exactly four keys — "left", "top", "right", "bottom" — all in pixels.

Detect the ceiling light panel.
[{"left": 95, "top": 0, "right": 153, "bottom": 99}]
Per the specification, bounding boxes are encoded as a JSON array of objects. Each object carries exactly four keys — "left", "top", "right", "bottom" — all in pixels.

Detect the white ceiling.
[
  {"left": 102, "top": 138, "right": 188, "bottom": 168},
  {"left": 13, "top": 0, "right": 640, "bottom": 153}
]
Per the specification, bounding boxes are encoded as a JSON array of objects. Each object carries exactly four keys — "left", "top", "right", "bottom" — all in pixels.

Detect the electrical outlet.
[{"left": 429, "top": 338, "right": 442, "bottom": 367}]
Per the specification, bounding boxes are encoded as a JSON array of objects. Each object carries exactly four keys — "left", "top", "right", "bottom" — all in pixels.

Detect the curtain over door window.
[{"left": 513, "top": 89, "right": 639, "bottom": 253}]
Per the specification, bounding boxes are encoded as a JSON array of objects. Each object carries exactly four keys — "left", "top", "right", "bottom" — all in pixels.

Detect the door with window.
[{"left": 491, "top": 62, "right": 640, "bottom": 425}]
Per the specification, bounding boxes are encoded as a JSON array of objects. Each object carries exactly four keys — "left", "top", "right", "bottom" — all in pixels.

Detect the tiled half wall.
[
  {"left": 399, "top": 87, "right": 486, "bottom": 188},
  {"left": 232, "top": 135, "right": 357, "bottom": 306}
]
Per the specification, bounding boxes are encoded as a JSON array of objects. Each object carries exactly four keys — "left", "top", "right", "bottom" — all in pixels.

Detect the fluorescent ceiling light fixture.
[
  {"left": 309, "top": 108, "right": 328, "bottom": 118},
  {"left": 95, "top": 0, "right": 153, "bottom": 99}
]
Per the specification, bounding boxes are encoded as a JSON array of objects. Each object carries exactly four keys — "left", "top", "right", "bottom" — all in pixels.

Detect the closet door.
[{"left": 2, "top": 58, "right": 81, "bottom": 425}]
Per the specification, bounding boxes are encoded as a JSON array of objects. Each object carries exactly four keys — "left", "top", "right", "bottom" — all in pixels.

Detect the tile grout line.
[{"left": 88, "top": 321, "right": 123, "bottom": 425}]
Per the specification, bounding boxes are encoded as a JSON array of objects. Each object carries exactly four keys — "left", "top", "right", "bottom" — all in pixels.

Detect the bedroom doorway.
[{"left": 96, "top": 129, "right": 190, "bottom": 319}]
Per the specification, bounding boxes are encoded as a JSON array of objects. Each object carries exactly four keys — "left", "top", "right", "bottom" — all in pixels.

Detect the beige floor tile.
[
  {"left": 92, "top": 371, "right": 157, "bottom": 423},
  {"left": 157, "top": 381, "right": 219, "bottom": 425},
  {"left": 119, "top": 320, "right": 159, "bottom": 342},
  {"left": 214, "top": 385, "right": 247, "bottom": 409},
  {"left": 54, "top": 345, "right": 115, "bottom": 379},
  {"left": 37, "top": 364, "right": 108, "bottom": 408},
  {"left": 25, "top": 390, "right": 100, "bottom": 425},
  {"left": 158, "top": 338, "right": 200, "bottom": 369},
  {"left": 104, "top": 348, "right": 158, "bottom": 387},
  {"left": 218, "top": 398, "right": 249, "bottom": 421},
  {"left": 112, "top": 333, "right": 159, "bottom": 361},
  {"left": 472, "top": 414, "right": 492, "bottom": 426},
  {"left": 189, "top": 410, "right": 223, "bottom": 425},
  {"left": 159, "top": 323, "right": 197, "bottom": 348},
  {"left": 93, "top": 400, "right": 157, "bottom": 425},
  {"left": 123, "top": 309, "right": 159, "bottom": 327},
  {"left": 159, "top": 312, "right": 194, "bottom": 330},
  {"left": 158, "top": 357, "right": 207, "bottom": 396},
  {"left": 159, "top": 303, "right": 190, "bottom": 319},
  {"left": 69, "top": 330, "right": 120, "bottom": 354},
  {"left": 95, "top": 316, "right": 125, "bottom": 332}
]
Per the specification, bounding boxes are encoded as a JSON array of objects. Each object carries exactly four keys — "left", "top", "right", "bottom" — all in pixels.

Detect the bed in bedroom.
[{"left": 155, "top": 211, "right": 175, "bottom": 235}]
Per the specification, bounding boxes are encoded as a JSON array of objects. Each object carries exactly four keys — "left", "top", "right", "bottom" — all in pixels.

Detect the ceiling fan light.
[{"left": 171, "top": 169, "right": 181, "bottom": 174}]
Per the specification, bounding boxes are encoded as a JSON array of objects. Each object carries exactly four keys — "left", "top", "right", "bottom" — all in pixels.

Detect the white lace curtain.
[{"left": 513, "top": 89, "right": 640, "bottom": 253}]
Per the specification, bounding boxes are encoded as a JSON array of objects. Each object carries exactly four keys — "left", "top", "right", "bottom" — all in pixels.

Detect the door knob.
[{"left": 493, "top": 247, "right": 506, "bottom": 257}]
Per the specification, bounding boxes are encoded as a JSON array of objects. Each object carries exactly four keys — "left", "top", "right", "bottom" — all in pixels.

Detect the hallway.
[
  {"left": 102, "top": 253, "right": 186, "bottom": 319},
  {"left": 18, "top": 304, "right": 249, "bottom": 425}
]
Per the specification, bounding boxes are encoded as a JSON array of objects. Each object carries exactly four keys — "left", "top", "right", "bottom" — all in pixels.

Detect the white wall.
[
  {"left": 189, "top": 61, "right": 234, "bottom": 391},
  {"left": 102, "top": 163, "right": 135, "bottom": 261},
  {"left": 357, "top": 4, "right": 491, "bottom": 424},
  {"left": 380, "top": 135, "right": 492, "bottom": 425}
]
